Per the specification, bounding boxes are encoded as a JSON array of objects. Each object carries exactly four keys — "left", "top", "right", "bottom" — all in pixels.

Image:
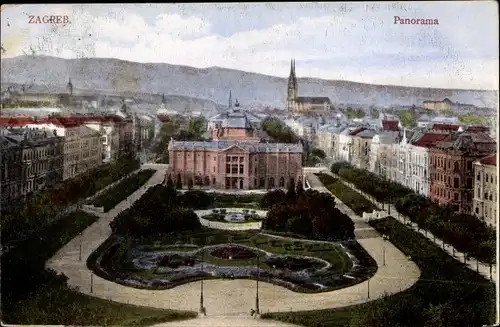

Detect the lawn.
[
  {"left": 262, "top": 217, "right": 495, "bottom": 327},
  {"left": 87, "top": 229, "right": 375, "bottom": 294},
  {"left": 315, "top": 173, "right": 378, "bottom": 215},
  {"left": 1, "top": 210, "right": 196, "bottom": 325},
  {"left": 91, "top": 169, "right": 155, "bottom": 212}
]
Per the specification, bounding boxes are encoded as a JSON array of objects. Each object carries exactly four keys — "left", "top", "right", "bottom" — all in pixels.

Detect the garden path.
[
  {"left": 324, "top": 170, "right": 496, "bottom": 282},
  {"left": 46, "top": 166, "right": 420, "bottom": 321}
]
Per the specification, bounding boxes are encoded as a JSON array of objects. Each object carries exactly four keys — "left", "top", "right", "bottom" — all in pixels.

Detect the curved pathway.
[{"left": 46, "top": 166, "right": 421, "bottom": 323}]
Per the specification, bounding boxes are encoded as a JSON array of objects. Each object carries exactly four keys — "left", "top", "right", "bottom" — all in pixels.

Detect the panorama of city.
[{"left": 1, "top": 3, "right": 499, "bottom": 327}]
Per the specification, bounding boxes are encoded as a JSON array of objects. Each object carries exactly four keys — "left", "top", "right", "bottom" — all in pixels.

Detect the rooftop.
[
  {"left": 476, "top": 153, "right": 496, "bottom": 166},
  {"left": 170, "top": 140, "right": 303, "bottom": 153}
]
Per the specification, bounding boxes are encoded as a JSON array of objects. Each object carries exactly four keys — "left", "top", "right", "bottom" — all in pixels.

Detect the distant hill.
[{"left": 1, "top": 55, "right": 497, "bottom": 109}]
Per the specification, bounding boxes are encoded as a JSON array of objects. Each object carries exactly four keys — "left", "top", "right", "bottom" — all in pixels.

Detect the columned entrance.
[{"left": 225, "top": 177, "right": 245, "bottom": 189}]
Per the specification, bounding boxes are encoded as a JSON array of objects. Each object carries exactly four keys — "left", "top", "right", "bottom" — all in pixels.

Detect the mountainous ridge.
[{"left": 1, "top": 55, "right": 497, "bottom": 109}]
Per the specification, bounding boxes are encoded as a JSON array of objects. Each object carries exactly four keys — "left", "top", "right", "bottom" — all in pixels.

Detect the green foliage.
[
  {"left": 458, "top": 113, "right": 488, "bottom": 125},
  {"left": 1, "top": 157, "right": 139, "bottom": 245},
  {"left": 110, "top": 185, "right": 202, "bottom": 236},
  {"left": 398, "top": 111, "right": 417, "bottom": 128},
  {"left": 262, "top": 117, "right": 300, "bottom": 143},
  {"left": 91, "top": 169, "right": 155, "bottom": 211},
  {"left": 187, "top": 116, "right": 207, "bottom": 138},
  {"left": 316, "top": 173, "right": 377, "bottom": 215},
  {"left": 262, "top": 189, "right": 355, "bottom": 240},
  {"left": 262, "top": 217, "right": 495, "bottom": 327},
  {"left": 370, "top": 107, "right": 380, "bottom": 119},
  {"left": 332, "top": 164, "right": 495, "bottom": 263},
  {"left": 310, "top": 148, "right": 326, "bottom": 159},
  {"left": 1, "top": 211, "right": 195, "bottom": 325},
  {"left": 344, "top": 107, "right": 365, "bottom": 119}
]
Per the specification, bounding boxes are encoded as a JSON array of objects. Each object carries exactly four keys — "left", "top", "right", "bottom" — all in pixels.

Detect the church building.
[{"left": 286, "top": 59, "right": 333, "bottom": 115}]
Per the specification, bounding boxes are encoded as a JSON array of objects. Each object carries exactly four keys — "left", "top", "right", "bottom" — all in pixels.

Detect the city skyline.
[{"left": 1, "top": 3, "right": 498, "bottom": 91}]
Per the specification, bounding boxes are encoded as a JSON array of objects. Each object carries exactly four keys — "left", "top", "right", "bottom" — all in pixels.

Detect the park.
[{"left": 32, "top": 164, "right": 493, "bottom": 326}]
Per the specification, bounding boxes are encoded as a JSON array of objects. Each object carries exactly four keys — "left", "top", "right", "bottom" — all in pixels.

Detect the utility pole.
[{"left": 255, "top": 255, "right": 260, "bottom": 315}]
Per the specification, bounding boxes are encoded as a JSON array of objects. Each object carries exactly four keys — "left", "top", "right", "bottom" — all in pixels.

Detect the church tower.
[
  {"left": 287, "top": 59, "right": 298, "bottom": 113},
  {"left": 228, "top": 89, "right": 233, "bottom": 109},
  {"left": 66, "top": 77, "right": 73, "bottom": 96}
]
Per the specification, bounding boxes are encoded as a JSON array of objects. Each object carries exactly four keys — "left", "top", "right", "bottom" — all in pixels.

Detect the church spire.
[
  {"left": 161, "top": 93, "right": 166, "bottom": 104},
  {"left": 66, "top": 77, "right": 73, "bottom": 96},
  {"left": 228, "top": 90, "right": 233, "bottom": 108}
]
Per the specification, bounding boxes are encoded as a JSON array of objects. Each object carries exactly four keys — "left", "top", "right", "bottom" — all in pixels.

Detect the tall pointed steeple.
[
  {"left": 161, "top": 93, "right": 166, "bottom": 104},
  {"left": 228, "top": 90, "right": 233, "bottom": 109},
  {"left": 66, "top": 77, "right": 73, "bottom": 96}
]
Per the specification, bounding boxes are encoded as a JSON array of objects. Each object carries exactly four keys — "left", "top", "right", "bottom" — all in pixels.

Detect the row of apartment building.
[
  {"left": 314, "top": 119, "right": 497, "bottom": 227},
  {"left": 0, "top": 114, "right": 155, "bottom": 207}
]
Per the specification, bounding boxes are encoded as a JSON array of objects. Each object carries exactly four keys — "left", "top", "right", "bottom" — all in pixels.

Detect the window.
[
  {"left": 477, "top": 188, "right": 480, "bottom": 198},
  {"left": 475, "top": 207, "right": 479, "bottom": 214},
  {"left": 486, "top": 174, "right": 489, "bottom": 182},
  {"left": 226, "top": 164, "right": 230, "bottom": 174},
  {"left": 279, "top": 177, "right": 285, "bottom": 187},
  {"left": 484, "top": 192, "right": 488, "bottom": 200},
  {"left": 454, "top": 193, "right": 459, "bottom": 201},
  {"left": 239, "top": 165, "right": 244, "bottom": 174},
  {"left": 477, "top": 173, "right": 480, "bottom": 181},
  {"left": 489, "top": 194, "right": 493, "bottom": 201},
  {"left": 213, "top": 167, "right": 215, "bottom": 173},
  {"left": 454, "top": 177, "right": 459, "bottom": 188},
  {"left": 454, "top": 162, "right": 459, "bottom": 171}
]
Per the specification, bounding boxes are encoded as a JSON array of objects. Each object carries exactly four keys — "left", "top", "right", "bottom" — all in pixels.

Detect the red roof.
[
  {"left": 0, "top": 117, "right": 35, "bottom": 126},
  {"left": 479, "top": 153, "right": 496, "bottom": 166},
  {"left": 412, "top": 133, "right": 450, "bottom": 148},
  {"left": 466, "top": 126, "right": 489, "bottom": 133},
  {"left": 157, "top": 115, "right": 171, "bottom": 123},
  {"left": 431, "top": 124, "right": 460, "bottom": 131},
  {"left": 381, "top": 120, "right": 400, "bottom": 131},
  {"left": 350, "top": 127, "right": 367, "bottom": 136}
]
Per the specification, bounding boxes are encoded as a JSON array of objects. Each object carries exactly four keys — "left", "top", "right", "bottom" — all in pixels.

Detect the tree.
[
  {"left": 371, "top": 107, "right": 380, "bottom": 119},
  {"left": 296, "top": 178, "right": 304, "bottom": 198},
  {"left": 399, "top": 111, "right": 417, "bottom": 128},
  {"left": 310, "top": 148, "right": 326, "bottom": 159},
  {"left": 187, "top": 178, "right": 194, "bottom": 190},
  {"left": 287, "top": 178, "right": 296, "bottom": 200},
  {"left": 166, "top": 174, "right": 174, "bottom": 189},
  {"left": 187, "top": 117, "right": 207, "bottom": 139},
  {"left": 262, "top": 118, "right": 299, "bottom": 143},
  {"left": 176, "top": 173, "right": 182, "bottom": 189}
]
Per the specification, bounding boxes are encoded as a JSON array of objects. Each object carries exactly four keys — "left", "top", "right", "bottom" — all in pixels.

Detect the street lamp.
[
  {"left": 367, "top": 278, "right": 370, "bottom": 299},
  {"left": 382, "top": 234, "right": 389, "bottom": 266},
  {"left": 79, "top": 231, "right": 83, "bottom": 261},
  {"left": 255, "top": 254, "right": 260, "bottom": 315},
  {"left": 199, "top": 251, "right": 205, "bottom": 314}
]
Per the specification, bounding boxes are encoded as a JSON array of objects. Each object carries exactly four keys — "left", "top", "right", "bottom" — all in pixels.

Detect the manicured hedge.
[
  {"left": 91, "top": 169, "right": 155, "bottom": 211},
  {"left": 1, "top": 210, "right": 196, "bottom": 325},
  {"left": 262, "top": 217, "right": 495, "bottom": 327},
  {"left": 316, "top": 173, "right": 377, "bottom": 215},
  {"left": 331, "top": 162, "right": 495, "bottom": 263}
]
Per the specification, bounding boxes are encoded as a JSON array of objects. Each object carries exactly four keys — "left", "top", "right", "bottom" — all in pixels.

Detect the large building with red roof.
[
  {"left": 429, "top": 132, "right": 496, "bottom": 214},
  {"left": 472, "top": 153, "right": 497, "bottom": 227}
]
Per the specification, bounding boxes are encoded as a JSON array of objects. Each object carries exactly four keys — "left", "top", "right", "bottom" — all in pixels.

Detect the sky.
[{"left": 1, "top": 3, "right": 498, "bottom": 90}]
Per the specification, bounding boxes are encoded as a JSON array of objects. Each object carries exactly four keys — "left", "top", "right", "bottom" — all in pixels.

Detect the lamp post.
[
  {"left": 90, "top": 272, "right": 94, "bottom": 294},
  {"left": 199, "top": 251, "right": 205, "bottom": 314},
  {"left": 255, "top": 254, "right": 260, "bottom": 315},
  {"left": 367, "top": 278, "right": 370, "bottom": 299},
  {"left": 382, "top": 234, "right": 389, "bottom": 266},
  {"left": 79, "top": 231, "right": 83, "bottom": 261}
]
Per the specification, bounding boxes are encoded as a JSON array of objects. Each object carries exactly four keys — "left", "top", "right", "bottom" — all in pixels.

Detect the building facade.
[
  {"left": 167, "top": 107, "right": 303, "bottom": 190},
  {"left": 429, "top": 132, "right": 496, "bottom": 214},
  {"left": 422, "top": 98, "right": 453, "bottom": 112},
  {"left": 473, "top": 153, "right": 497, "bottom": 227},
  {"left": 351, "top": 129, "right": 376, "bottom": 170},
  {"left": 1, "top": 127, "right": 64, "bottom": 206}
]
